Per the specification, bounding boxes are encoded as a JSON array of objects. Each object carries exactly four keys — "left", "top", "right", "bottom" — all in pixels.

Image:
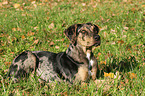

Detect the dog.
[{"left": 7, "top": 23, "right": 101, "bottom": 83}]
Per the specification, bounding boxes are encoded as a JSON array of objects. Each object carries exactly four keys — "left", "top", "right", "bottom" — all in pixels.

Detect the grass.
[{"left": 0, "top": 0, "right": 145, "bottom": 95}]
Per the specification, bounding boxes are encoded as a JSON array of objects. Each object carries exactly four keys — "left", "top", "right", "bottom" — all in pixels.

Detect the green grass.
[{"left": 0, "top": 0, "right": 145, "bottom": 95}]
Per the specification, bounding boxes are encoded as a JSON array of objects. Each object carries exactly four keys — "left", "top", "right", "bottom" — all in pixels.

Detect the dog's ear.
[
  {"left": 64, "top": 24, "right": 82, "bottom": 44},
  {"left": 93, "top": 24, "right": 99, "bottom": 34},
  {"left": 86, "top": 23, "right": 99, "bottom": 34}
]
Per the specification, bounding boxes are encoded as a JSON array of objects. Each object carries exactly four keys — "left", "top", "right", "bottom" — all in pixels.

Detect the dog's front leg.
[
  {"left": 91, "top": 64, "right": 97, "bottom": 81},
  {"left": 75, "top": 65, "right": 88, "bottom": 82}
]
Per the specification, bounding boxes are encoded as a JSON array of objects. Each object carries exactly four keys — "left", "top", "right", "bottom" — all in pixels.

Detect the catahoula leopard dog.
[{"left": 7, "top": 23, "right": 101, "bottom": 83}]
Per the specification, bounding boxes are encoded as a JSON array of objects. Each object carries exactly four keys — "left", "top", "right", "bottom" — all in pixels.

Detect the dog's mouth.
[
  {"left": 93, "top": 41, "right": 101, "bottom": 47},
  {"left": 86, "top": 41, "right": 101, "bottom": 48}
]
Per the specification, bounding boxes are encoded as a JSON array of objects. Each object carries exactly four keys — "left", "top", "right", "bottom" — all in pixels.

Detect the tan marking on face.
[{"left": 77, "top": 33, "right": 96, "bottom": 47}]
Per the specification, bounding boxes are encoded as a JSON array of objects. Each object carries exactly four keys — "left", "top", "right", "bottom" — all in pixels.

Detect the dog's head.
[{"left": 64, "top": 23, "right": 101, "bottom": 47}]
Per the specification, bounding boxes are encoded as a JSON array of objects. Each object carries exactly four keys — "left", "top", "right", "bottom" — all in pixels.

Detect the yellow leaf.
[
  {"left": 141, "top": 5, "right": 145, "bottom": 8},
  {"left": 100, "top": 61, "right": 106, "bottom": 65},
  {"left": 108, "top": 73, "right": 114, "bottom": 78},
  {"left": 13, "top": 3, "right": 20, "bottom": 8},
  {"left": 104, "top": 72, "right": 109, "bottom": 77},
  {"left": 104, "top": 72, "right": 114, "bottom": 78},
  {"left": 128, "top": 72, "right": 137, "bottom": 79}
]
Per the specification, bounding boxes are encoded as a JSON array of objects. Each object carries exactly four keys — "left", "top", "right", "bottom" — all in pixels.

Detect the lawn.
[{"left": 0, "top": 0, "right": 145, "bottom": 95}]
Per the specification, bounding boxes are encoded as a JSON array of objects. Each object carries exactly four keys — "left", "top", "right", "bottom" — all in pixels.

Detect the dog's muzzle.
[{"left": 94, "top": 35, "right": 101, "bottom": 46}]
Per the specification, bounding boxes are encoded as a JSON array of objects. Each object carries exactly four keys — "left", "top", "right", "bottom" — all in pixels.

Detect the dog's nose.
[{"left": 94, "top": 35, "right": 100, "bottom": 41}]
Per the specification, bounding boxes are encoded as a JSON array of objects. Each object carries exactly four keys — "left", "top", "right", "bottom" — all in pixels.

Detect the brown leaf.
[
  {"left": 131, "top": 8, "right": 135, "bottom": 12},
  {"left": 61, "top": 38, "right": 64, "bottom": 41},
  {"left": 27, "top": 31, "right": 35, "bottom": 36},
  {"left": 33, "top": 39, "right": 39, "bottom": 44},
  {"left": 128, "top": 72, "right": 137, "bottom": 79},
  {"left": 4, "top": 62, "right": 11, "bottom": 66},
  {"left": 98, "top": 52, "right": 101, "bottom": 56},
  {"left": 16, "top": 28, "right": 22, "bottom": 32},
  {"left": 118, "top": 40, "right": 124, "bottom": 44},
  {"left": 60, "top": 91, "right": 68, "bottom": 96},
  {"left": 21, "top": 35, "right": 25, "bottom": 39},
  {"left": 49, "top": 41, "right": 54, "bottom": 46},
  {"left": 12, "top": 28, "right": 16, "bottom": 31}
]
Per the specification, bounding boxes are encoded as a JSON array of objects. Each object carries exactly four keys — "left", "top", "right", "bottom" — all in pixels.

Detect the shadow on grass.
[{"left": 97, "top": 56, "right": 138, "bottom": 78}]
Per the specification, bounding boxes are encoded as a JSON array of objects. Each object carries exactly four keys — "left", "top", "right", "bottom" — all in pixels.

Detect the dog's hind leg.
[{"left": 7, "top": 51, "right": 36, "bottom": 82}]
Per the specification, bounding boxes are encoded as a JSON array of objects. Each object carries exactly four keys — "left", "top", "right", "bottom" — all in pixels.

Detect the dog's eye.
[{"left": 81, "top": 30, "right": 88, "bottom": 35}]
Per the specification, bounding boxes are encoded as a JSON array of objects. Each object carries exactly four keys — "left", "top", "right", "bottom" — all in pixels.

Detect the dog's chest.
[{"left": 86, "top": 52, "right": 94, "bottom": 75}]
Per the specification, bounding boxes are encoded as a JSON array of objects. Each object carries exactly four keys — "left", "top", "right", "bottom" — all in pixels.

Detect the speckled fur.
[{"left": 7, "top": 23, "right": 101, "bottom": 83}]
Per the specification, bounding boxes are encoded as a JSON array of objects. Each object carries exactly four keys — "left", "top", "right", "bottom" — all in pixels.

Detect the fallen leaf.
[
  {"left": 31, "top": 1, "right": 36, "bottom": 4},
  {"left": 100, "top": 61, "right": 106, "bottom": 65},
  {"left": 118, "top": 40, "right": 124, "bottom": 44},
  {"left": 128, "top": 72, "right": 137, "bottom": 79},
  {"left": 4, "top": 62, "right": 11, "bottom": 66},
  {"left": 49, "top": 41, "right": 54, "bottom": 46},
  {"left": 82, "top": 3, "right": 86, "bottom": 6},
  {"left": 124, "top": 27, "right": 129, "bottom": 30},
  {"left": 17, "top": 28, "right": 22, "bottom": 32},
  {"left": 104, "top": 72, "right": 114, "bottom": 78},
  {"left": 131, "top": 8, "right": 135, "bottom": 12},
  {"left": 13, "top": 3, "right": 20, "bottom": 8},
  {"left": 142, "top": 5, "right": 145, "bottom": 8},
  {"left": 2, "top": 1, "right": 8, "bottom": 5},
  {"left": 61, "top": 38, "right": 64, "bottom": 41},
  {"left": 60, "top": 91, "right": 68, "bottom": 96},
  {"left": 111, "top": 41, "right": 116, "bottom": 44},
  {"left": 21, "top": 35, "right": 25, "bottom": 39},
  {"left": 27, "top": 31, "right": 35, "bottom": 36},
  {"left": 48, "top": 23, "right": 54, "bottom": 29},
  {"left": 34, "top": 26, "right": 38, "bottom": 30},
  {"left": 111, "top": 29, "right": 116, "bottom": 32},
  {"left": 55, "top": 46, "right": 59, "bottom": 49},
  {"left": 10, "top": 52, "right": 14, "bottom": 54},
  {"left": 98, "top": 52, "right": 101, "bottom": 56},
  {"left": 33, "top": 39, "right": 39, "bottom": 44},
  {"left": 12, "top": 28, "right": 16, "bottom": 31}
]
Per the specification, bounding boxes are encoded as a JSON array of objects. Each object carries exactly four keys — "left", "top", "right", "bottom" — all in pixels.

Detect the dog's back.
[{"left": 7, "top": 23, "right": 101, "bottom": 83}]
